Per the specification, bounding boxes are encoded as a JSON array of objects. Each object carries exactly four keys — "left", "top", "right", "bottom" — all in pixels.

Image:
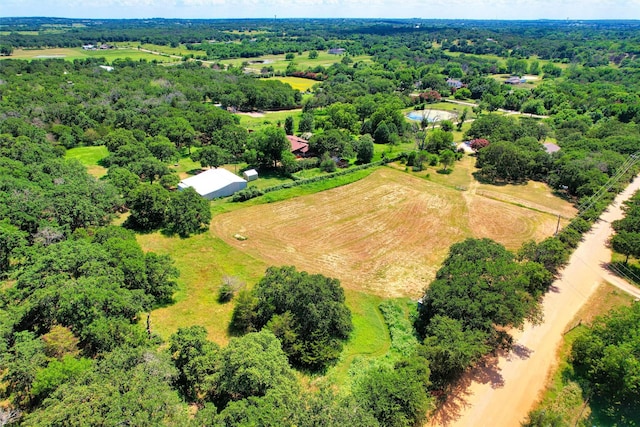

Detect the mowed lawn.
[
  {"left": 65, "top": 146, "right": 109, "bottom": 178},
  {"left": 213, "top": 162, "right": 574, "bottom": 298}
]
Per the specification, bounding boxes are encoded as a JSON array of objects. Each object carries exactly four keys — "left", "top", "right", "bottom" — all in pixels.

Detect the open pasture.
[
  {"left": 3, "top": 47, "right": 177, "bottom": 63},
  {"left": 213, "top": 166, "right": 574, "bottom": 298},
  {"left": 221, "top": 51, "right": 372, "bottom": 72}
]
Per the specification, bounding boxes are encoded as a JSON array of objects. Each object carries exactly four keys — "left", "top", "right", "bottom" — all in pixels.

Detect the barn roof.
[
  {"left": 287, "top": 135, "right": 309, "bottom": 154},
  {"left": 178, "top": 168, "right": 246, "bottom": 196}
]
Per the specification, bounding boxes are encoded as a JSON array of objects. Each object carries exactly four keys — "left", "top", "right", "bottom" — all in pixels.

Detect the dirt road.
[{"left": 429, "top": 176, "right": 640, "bottom": 427}]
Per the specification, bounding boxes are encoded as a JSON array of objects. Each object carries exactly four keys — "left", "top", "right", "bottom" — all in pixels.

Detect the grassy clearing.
[
  {"left": 113, "top": 42, "right": 188, "bottom": 57},
  {"left": 322, "top": 291, "right": 391, "bottom": 388},
  {"left": 137, "top": 231, "right": 267, "bottom": 346},
  {"left": 221, "top": 51, "right": 372, "bottom": 72},
  {"left": 65, "top": 145, "right": 109, "bottom": 178},
  {"left": 244, "top": 169, "right": 294, "bottom": 190},
  {"left": 444, "top": 51, "right": 570, "bottom": 70},
  {"left": 170, "top": 151, "right": 204, "bottom": 179},
  {"left": 236, "top": 109, "right": 303, "bottom": 128},
  {"left": 3, "top": 47, "right": 178, "bottom": 63},
  {"left": 373, "top": 141, "right": 414, "bottom": 162},
  {"left": 266, "top": 76, "right": 319, "bottom": 92},
  {"left": 528, "top": 282, "right": 636, "bottom": 425}
]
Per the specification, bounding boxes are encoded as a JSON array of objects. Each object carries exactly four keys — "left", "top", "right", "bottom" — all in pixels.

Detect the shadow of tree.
[
  {"left": 429, "top": 344, "right": 535, "bottom": 425},
  {"left": 429, "top": 353, "right": 506, "bottom": 426},
  {"left": 606, "top": 261, "right": 640, "bottom": 285}
]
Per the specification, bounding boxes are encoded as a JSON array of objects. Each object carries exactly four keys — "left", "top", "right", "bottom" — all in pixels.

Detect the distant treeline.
[{"left": 1, "top": 18, "right": 640, "bottom": 66}]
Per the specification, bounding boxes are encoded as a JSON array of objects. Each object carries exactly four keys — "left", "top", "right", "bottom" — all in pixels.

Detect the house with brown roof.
[{"left": 287, "top": 135, "right": 309, "bottom": 158}]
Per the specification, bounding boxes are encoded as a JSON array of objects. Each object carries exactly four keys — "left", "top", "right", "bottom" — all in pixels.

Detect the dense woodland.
[{"left": 1, "top": 17, "right": 640, "bottom": 426}]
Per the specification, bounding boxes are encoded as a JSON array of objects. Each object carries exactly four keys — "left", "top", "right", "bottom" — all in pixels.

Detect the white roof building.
[
  {"left": 178, "top": 168, "right": 247, "bottom": 200},
  {"left": 243, "top": 169, "right": 258, "bottom": 181}
]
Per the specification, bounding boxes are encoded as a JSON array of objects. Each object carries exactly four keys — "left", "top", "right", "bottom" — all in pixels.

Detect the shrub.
[
  {"left": 218, "top": 276, "right": 245, "bottom": 303},
  {"left": 231, "top": 186, "right": 264, "bottom": 202}
]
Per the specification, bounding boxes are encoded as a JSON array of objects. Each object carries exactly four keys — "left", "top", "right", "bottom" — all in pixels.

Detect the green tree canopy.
[
  {"left": 125, "top": 183, "right": 171, "bottom": 231},
  {"left": 416, "top": 238, "right": 540, "bottom": 349},
  {"left": 165, "top": 187, "right": 212, "bottom": 237},
  {"left": 247, "top": 126, "right": 289, "bottom": 169},
  {"left": 571, "top": 303, "right": 640, "bottom": 420},
  {"left": 230, "top": 266, "right": 352, "bottom": 371}
]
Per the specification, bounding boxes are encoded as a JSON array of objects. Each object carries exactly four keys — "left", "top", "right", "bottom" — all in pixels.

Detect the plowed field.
[{"left": 213, "top": 167, "right": 574, "bottom": 297}]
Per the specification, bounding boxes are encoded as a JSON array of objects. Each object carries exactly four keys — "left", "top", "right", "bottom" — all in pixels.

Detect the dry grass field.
[
  {"left": 3, "top": 47, "right": 177, "bottom": 63},
  {"left": 266, "top": 76, "right": 319, "bottom": 92},
  {"left": 213, "top": 162, "right": 574, "bottom": 298}
]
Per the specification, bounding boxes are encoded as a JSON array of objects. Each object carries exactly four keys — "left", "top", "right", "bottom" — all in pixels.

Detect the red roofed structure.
[{"left": 287, "top": 135, "right": 309, "bottom": 157}]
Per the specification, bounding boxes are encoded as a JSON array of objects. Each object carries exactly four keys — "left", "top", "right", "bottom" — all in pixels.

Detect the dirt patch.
[
  {"left": 212, "top": 168, "right": 569, "bottom": 298},
  {"left": 236, "top": 111, "right": 265, "bottom": 118},
  {"left": 406, "top": 109, "right": 458, "bottom": 122}
]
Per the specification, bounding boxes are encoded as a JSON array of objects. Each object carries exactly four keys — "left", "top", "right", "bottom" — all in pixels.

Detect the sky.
[{"left": 2, "top": 0, "right": 640, "bottom": 20}]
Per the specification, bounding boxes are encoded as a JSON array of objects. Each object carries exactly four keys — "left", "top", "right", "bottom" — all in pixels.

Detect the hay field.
[
  {"left": 213, "top": 167, "right": 574, "bottom": 298},
  {"left": 3, "top": 47, "right": 176, "bottom": 63},
  {"left": 267, "top": 76, "right": 319, "bottom": 92}
]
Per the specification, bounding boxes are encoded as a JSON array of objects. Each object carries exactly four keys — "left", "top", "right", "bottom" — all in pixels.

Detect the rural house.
[
  {"left": 446, "top": 78, "right": 464, "bottom": 89},
  {"left": 178, "top": 168, "right": 247, "bottom": 199},
  {"left": 505, "top": 76, "right": 526, "bottom": 85},
  {"left": 287, "top": 135, "right": 309, "bottom": 157}
]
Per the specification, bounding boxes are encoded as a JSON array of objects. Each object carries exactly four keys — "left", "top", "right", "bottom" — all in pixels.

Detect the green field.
[
  {"left": 221, "top": 51, "right": 372, "bottom": 73},
  {"left": 236, "top": 109, "right": 303, "bottom": 128},
  {"left": 135, "top": 166, "right": 382, "bottom": 346},
  {"left": 444, "top": 50, "right": 571, "bottom": 70},
  {"left": 113, "top": 42, "right": 189, "bottom": 58},
  {"left": 65, "top": 146, "right": 109, "bottom": 178},
  {"left": 3, "top": 47, "right": 180, "bottom": 63}
]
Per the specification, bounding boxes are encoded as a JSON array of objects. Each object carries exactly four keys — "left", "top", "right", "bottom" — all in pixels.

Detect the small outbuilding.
[
  {"left": 178, "top": 168, "right": 247, "bottom": 200},
  {"left": 243, "top": 169, "right": 258, "bottom": 181}
]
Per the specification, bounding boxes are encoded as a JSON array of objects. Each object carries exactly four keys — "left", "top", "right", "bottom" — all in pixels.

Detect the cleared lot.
[{"left": 213, "top": 167, "right": 573, "bottom": 297}]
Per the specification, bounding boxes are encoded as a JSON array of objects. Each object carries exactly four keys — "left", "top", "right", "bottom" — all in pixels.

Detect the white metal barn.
[
  {"left": 243, "top": 169, "right": 258, "bottom": 181},
  {"left": 178, "top": 168, "right": 247, "bottom": 200}
]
